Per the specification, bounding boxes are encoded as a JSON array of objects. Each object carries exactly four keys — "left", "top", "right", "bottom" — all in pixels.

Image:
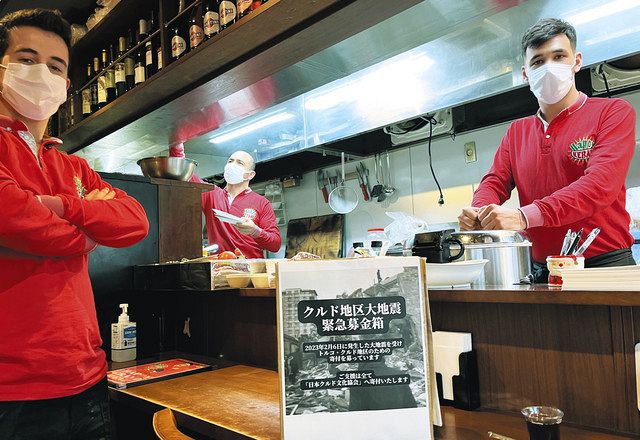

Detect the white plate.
[
  {"left": 426, "top": 259, "right": 489, "bottom": 288},
  {"left": 212, "top": 209, "right": 242, "bottom": 225}
]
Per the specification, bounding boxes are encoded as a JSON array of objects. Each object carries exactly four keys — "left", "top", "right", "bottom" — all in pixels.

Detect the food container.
[
  {"left": 250, "top": 273, "right": 271, "bottom": 288},
  {"left": 450, "top": 230, "right": 532, "bottom": 287},
  {"left": 137, "top": 156, "right": 197, "bottom": 181},
  {"left": 225, "top": 273, "right": 252, "bottom": 288}
]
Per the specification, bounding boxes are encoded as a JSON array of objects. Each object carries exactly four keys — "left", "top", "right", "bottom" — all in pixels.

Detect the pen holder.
[{"left": 546, "top": 255, "right": 584, "bottom": 287}]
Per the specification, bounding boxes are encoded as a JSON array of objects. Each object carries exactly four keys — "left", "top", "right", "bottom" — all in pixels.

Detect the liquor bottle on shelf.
[
  {"left": 115, "top": 36, "right": 127, "bottom": 97},
  {"left": 138, "top": 17, "right": 149, "bottom": 43},
  {"left": 203, "top": 0, "right": 220, "bottom": 40},
  {"left": 90, "top": 57, "right": 101, "bottom": 112},
  {"left": 189, "top": 3, "right": 204, "bottom": 50},
  {"left": 105, "top": 46, "right": 117, "bottom": 102},
  {"left": 125, "top": 29, "right": 136, "bottom": 90},
  {"left": 219, "top": 0, "right": 236, "bottom": 30},
  {"left": 178, "top": 0, "right": 186, "bottom": 13},
  {"left": 81, "top": 63, "right": 92, "bottom": 117},
  {"left": 149, "top": 10, "right": 156, "bottom": 33},
  {"left": 171, "top": 25, "right": 187, "bottom": 60},
  {"left": 237, "top": 0, "right": 252, "bottom": 18},
  {"left": 145, "top": 40, "right": 156, "bottom": 77},
  {"left": 134, "top": 49, "right": 146, "bottom": 85},
  {"left": 157, "top": 45, "right": 163, "bottom": 71},
  {"left": 95, "top": 55, "right": 107, "bottom": 109},
  {"left": 251, "top": 0, "right": 262, "bottom": 11}
]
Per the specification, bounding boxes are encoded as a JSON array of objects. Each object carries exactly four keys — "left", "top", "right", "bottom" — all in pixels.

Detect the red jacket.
[
  {"left": 473, "top": 94, "right": 635, "bottom": 262},
  {"left": 191, "top": 174, "right": 281, "bottom": 258},
  {"left": 0, "top": 116, "right": 149, "bottom": 400}
]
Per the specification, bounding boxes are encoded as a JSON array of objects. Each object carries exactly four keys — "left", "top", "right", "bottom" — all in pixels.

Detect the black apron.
[{"left": 532, "top": 248, "right": 637, "bottom": 284}]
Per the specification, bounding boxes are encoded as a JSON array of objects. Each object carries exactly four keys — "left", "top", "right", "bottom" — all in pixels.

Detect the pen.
[
  {"left": 566, "top": 228, "right": 583, "bottom": 255},
  {"left": 560, "top": 229, "right": 572, "bottom": 255},
  {"left": 574, "top": 227, "right": 600, "bottom": 255}
]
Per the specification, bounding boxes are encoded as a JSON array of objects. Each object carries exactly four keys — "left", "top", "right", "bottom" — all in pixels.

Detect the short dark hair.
[
  {"left": 521, "top": 18, "right": 577, "bottom": 58},
  {"left": 0, "top": 9, "right": 71, "bottom": 59}
]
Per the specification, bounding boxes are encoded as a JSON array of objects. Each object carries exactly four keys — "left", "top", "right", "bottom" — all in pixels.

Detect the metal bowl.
[{"left": 137, "top": 156, "right": 198, "bottom": 181}]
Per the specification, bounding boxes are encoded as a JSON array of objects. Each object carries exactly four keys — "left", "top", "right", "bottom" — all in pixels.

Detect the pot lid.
[{"left": 451, "top": 230, "right": 529, "bottom": 244}]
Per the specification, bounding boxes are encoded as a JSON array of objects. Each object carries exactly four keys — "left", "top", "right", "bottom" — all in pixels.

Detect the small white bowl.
[{"left": 426, "top": 259, "right": 489, "bottom": 288}]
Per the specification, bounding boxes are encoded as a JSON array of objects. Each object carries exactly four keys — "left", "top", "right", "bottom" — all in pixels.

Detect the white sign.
[{"left": 276, "top": 257, "right": 440, "bottom": 440}]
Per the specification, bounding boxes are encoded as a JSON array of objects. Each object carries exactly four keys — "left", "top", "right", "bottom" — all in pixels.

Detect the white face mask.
[
  {"left": 0, "top": 63, "right": 67, "bottom": 121},
  {"left": 526, "top": 61, "right": 575, "bottom": 105},
  {"left": 224, "top": 162, "right": 248, "bottom": 185}
]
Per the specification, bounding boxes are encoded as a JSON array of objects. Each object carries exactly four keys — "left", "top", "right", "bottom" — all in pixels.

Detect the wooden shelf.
[{"left": 428, "top": 285, "right": 640, "bottom": 306}]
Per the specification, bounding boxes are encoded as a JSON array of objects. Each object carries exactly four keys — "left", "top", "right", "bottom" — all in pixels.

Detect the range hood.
[{"left": 76, "top": 0, "right": 640, "bottom": 175}]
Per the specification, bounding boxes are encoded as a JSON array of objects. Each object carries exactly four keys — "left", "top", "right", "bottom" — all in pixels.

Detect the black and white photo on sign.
[{"left": 279, "top": 260, "right": 427, "bottom": 415}]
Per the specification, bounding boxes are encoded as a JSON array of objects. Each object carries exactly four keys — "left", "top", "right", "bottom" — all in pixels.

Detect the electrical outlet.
[{"left": 464, "top": 141, "right": 477, "bottom": 163}]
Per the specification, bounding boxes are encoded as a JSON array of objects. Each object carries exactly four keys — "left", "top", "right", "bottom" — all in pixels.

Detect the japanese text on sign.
[
  {"left": 300, "top": 371, "right": 411, "bottom": 390},
  {"left": 303, "top": 339, "right": 404, "bottom": 363},
  {"left": 298, "top": 296, "right": 406, "bottom": 336}
]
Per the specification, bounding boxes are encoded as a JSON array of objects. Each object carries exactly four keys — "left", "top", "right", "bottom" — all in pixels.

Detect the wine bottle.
[
  {"left": 125, "top": 29, "right": 136, "bottom": 90},
  {"left": 171, "top": 26, "right": 187, "bottom": 60},
  {"left": 90, "top": 57, "right": 101, "bottom": 112},
  {"left": 157, "top": 45, "right": 163, "bottom": 71},
  {"left": 189, "top": 4, "right": 204, "bottom": 50},
  {"left": 115, "top": 36, "right": 127, "bottom": 97},
  {"left": 145, "top": 41, "right": 156, "bottom": 77},
  {"left": 105, "top": 45, "right": 117, "bottom": 102},
  {"left": 134, "top": 49, "right": 146, "bottom": 85},
  {"left": 138, "top": 17, "right": 149, "bottom": 43},
  {"left": 219, "top": 0, "right": 236, "bottom": 30},
  {"left": 237, "top": 0, "right": 251, "bottom": 18},
  {"left": 82, "top": 63, "right": 92, "bottom": 117},
  {"left": 203, "top": 0, "right": 220, "bottom": 39},
  {"left": 96, "top": 54, "right": 107, "bottom": 109}
]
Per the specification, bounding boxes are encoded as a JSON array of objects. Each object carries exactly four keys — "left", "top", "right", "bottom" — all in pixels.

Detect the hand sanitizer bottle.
[{"left": 111, "top": 303, "right": 137, "bottom": 362}]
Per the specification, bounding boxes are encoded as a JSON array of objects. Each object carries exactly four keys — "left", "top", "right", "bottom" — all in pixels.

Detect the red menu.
[{"left": 107, "top": 358, "right": 210, "bottom": 389}]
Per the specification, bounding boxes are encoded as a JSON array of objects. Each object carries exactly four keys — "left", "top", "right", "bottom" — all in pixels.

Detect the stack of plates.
[
  {"left": 560, "top": 265, "right": 640, "bottom": 291},
  {"left": 212, "top": 209, "right": 242, "bottom": 225}
]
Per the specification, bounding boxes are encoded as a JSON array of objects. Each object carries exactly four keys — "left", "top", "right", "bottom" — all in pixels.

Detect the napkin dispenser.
[{"left": 433, "top": 331, "right": 480, "bottom": 410}]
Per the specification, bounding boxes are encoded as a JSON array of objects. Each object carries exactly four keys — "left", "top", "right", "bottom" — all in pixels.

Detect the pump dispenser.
[{"left": 111, "top": 303, "right": 137, "bottom": 362}]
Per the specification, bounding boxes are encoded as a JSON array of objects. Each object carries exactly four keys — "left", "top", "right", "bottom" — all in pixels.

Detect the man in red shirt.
[
  {"left": 0, "top": 9, "right": 149, "bottom": 439},
  {"left": 171, "top": 144, "right": 281, "bottom": 258},
  {"left": 459, "top": 18, "right": 636, "bottom": 279}
]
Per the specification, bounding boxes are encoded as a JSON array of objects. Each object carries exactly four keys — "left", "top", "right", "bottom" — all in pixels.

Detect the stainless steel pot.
[{"left": 451, "top": 230, "right": 532, "bottom": 287}]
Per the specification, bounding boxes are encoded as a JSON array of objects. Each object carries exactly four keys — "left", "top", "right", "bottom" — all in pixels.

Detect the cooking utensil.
[
  {"left": 383, "top": 151, "right": 395, "bottom": 196},
  {"left": 137, "top": 156, "right": 198, "bottom": 181},
  {"left": 450, "top": 230, "right": 532, "bottom": 287},
  {"left": 358, "top": 163, "right": 372, "bottom": 197},
  {"left": 317, "top": 169, "right": 329, "bottom": 203},
  {"left": 371, "top": 154, "right": 386, "bottom": 201},
  {"left": 355, "top": 165, "right": 370, "bottom": 201},
  {"left": 328, "top": 152, "right": 359, "bottom": 214}
]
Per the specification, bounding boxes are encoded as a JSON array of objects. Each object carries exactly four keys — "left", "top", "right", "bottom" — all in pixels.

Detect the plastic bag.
[
  {"left": 627, "top": 186, "right": 640, "bottom": 231},
  {"left": 384, "top": 211, "right": 429, "bottom": 245}
]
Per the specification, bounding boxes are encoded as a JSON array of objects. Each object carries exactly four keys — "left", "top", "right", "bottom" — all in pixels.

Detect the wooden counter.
[{"left": 112, "top": 364, "right": 632, "bottom": 439}]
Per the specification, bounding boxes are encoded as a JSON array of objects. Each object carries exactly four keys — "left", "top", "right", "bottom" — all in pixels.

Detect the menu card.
[{"left": 107, "top": 358, "right": 210, "bottom": 389}]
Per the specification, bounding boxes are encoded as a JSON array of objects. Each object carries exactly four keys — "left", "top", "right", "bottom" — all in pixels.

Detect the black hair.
[
  {"left": 0, "top": 9, "right": 71, "bottom": 59},
  {"left": 521, "top": 18, "right": 577, "bottom": 57}
]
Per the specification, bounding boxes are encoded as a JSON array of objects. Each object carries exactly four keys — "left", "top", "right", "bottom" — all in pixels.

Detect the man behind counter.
[
  {"left": 458, "top": 18, "right": 637, "bottom": 280},
  {"left": 0, "top": 8, "right": 149, "bottom": 439},
  {"left": 170, "top": 143, "right": 281, "bottom": 258}
]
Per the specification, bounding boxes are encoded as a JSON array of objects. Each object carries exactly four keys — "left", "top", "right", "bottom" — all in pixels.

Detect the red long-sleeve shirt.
[
  {"left": 0, "top": 116, "right": 149, "bottom": 400},
  {"left": 190, "top": 174, "right": 281, "bottom": 258},
  {"left": 473, "top": 93, "right": 635, "bottom": 262}
]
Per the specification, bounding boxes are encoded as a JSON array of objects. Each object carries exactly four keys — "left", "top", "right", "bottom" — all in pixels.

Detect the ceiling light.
[{"left": 209, "top": 112, "right": 296, "bottom": 144}]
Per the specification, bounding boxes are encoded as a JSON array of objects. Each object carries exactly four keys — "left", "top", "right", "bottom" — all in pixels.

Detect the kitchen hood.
[{"left": 76, "top": 0, "right": 640, "bottom": 175}]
